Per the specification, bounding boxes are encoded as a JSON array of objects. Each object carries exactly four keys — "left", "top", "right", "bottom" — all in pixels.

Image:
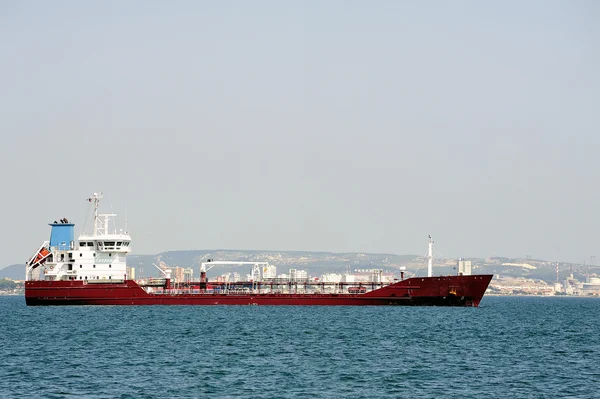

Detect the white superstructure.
[{"left": 26, "top": 192, "right": 131, "bottom": 282}]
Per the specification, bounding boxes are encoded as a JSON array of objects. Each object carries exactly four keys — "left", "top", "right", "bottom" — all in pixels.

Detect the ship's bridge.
[{"left": 78, "top": 234, "right": 131, "bottom": 253}]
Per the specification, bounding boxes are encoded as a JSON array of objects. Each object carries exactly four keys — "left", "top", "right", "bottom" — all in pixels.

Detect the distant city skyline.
[{"left": 1, "top": 1, "right": 599, "bottom": 266}]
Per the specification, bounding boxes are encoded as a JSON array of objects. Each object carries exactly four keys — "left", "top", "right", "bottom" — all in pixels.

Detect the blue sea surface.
[{"left": 1, "top": 296, "right": 599, "bottom": 398}]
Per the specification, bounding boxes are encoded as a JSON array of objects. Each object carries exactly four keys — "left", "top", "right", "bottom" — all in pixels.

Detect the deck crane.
[{"left": 152, "top": 263, "right": 172, "bottom": 280}]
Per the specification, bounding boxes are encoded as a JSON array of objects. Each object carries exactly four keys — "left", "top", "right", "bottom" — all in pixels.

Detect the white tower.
[{"left": 427, "top": 235, "right": 433, "bottom": 277}]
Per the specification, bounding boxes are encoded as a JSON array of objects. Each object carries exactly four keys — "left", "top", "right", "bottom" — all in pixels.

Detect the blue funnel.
[{"left": 49, "top": 223, "right": 75, "bottom": 250}]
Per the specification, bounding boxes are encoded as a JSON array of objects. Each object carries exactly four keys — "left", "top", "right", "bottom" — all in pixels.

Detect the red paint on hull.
[{"left": 25, "top": 275, "right": 493, "bottom": 307}]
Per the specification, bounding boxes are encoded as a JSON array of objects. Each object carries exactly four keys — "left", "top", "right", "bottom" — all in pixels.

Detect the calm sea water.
[{"left": 1, "top": 296, "right": 599, "bottom": 399}]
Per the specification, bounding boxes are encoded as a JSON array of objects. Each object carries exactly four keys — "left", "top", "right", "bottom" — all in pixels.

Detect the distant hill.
[{"left": 0, "top": 264, "right": 24, "bottom": 280}]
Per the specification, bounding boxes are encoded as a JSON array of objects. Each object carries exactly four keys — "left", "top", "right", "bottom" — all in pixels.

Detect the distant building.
[
  {"left": 488, "top": 276, "right": 555, "bottom": 295},
  {"left": 582, "top": 277, "right": 600, "bottom": 296},
  {"left": 289, "top": 269, "right": 307, "bottom": 282},
  {"left": 343, "top": 274, "right": 370, "bottom": 283},
  {"left": 262, "top": 265, "right": 277, "bottom": 279},
  {"left": 553, "top": 282, "right": 563, "bottom": 293},
  {"left": 160, "top": 266, "right": 194, "bottom": 283},
  {"left": 458, "top": 259, "right": 472, "bottom": 276},
  {"left": 173, "top": 267, "right": 184, "bottom": 283},
  {"left": 564, "top": 274, "right": 582, "bottom": 295},
  {"left": 183, "top": 268, "right": 193, "bottom": 283},
  {"left": 321, "top": 273, "right": 343, "bottom": 283}
]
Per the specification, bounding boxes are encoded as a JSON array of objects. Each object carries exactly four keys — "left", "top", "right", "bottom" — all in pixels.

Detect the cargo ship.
[{"left": 25, "top": 193, "right": 492, "bottom": 306}]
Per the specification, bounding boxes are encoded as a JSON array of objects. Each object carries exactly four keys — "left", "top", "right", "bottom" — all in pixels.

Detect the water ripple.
[{"left": 1, "top": 296, "right": 599, "bottom": 398}]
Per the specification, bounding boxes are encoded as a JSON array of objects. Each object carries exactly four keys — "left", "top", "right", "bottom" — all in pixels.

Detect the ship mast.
[
  {"left": 427, "top": 235, "right": 433, "bottom": 277},
  {"left": 88, "top": 192, "right": 103, "bottom": 237}
]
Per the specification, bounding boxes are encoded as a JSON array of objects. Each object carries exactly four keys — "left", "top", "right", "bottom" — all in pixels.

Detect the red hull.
[{"left": 25, "top": 275, "right": 493, "bottom": 307}]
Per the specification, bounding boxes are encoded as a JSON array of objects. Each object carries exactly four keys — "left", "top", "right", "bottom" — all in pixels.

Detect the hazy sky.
[{"left": 2, "top": 1, "right": 599, "bottom": 267}]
